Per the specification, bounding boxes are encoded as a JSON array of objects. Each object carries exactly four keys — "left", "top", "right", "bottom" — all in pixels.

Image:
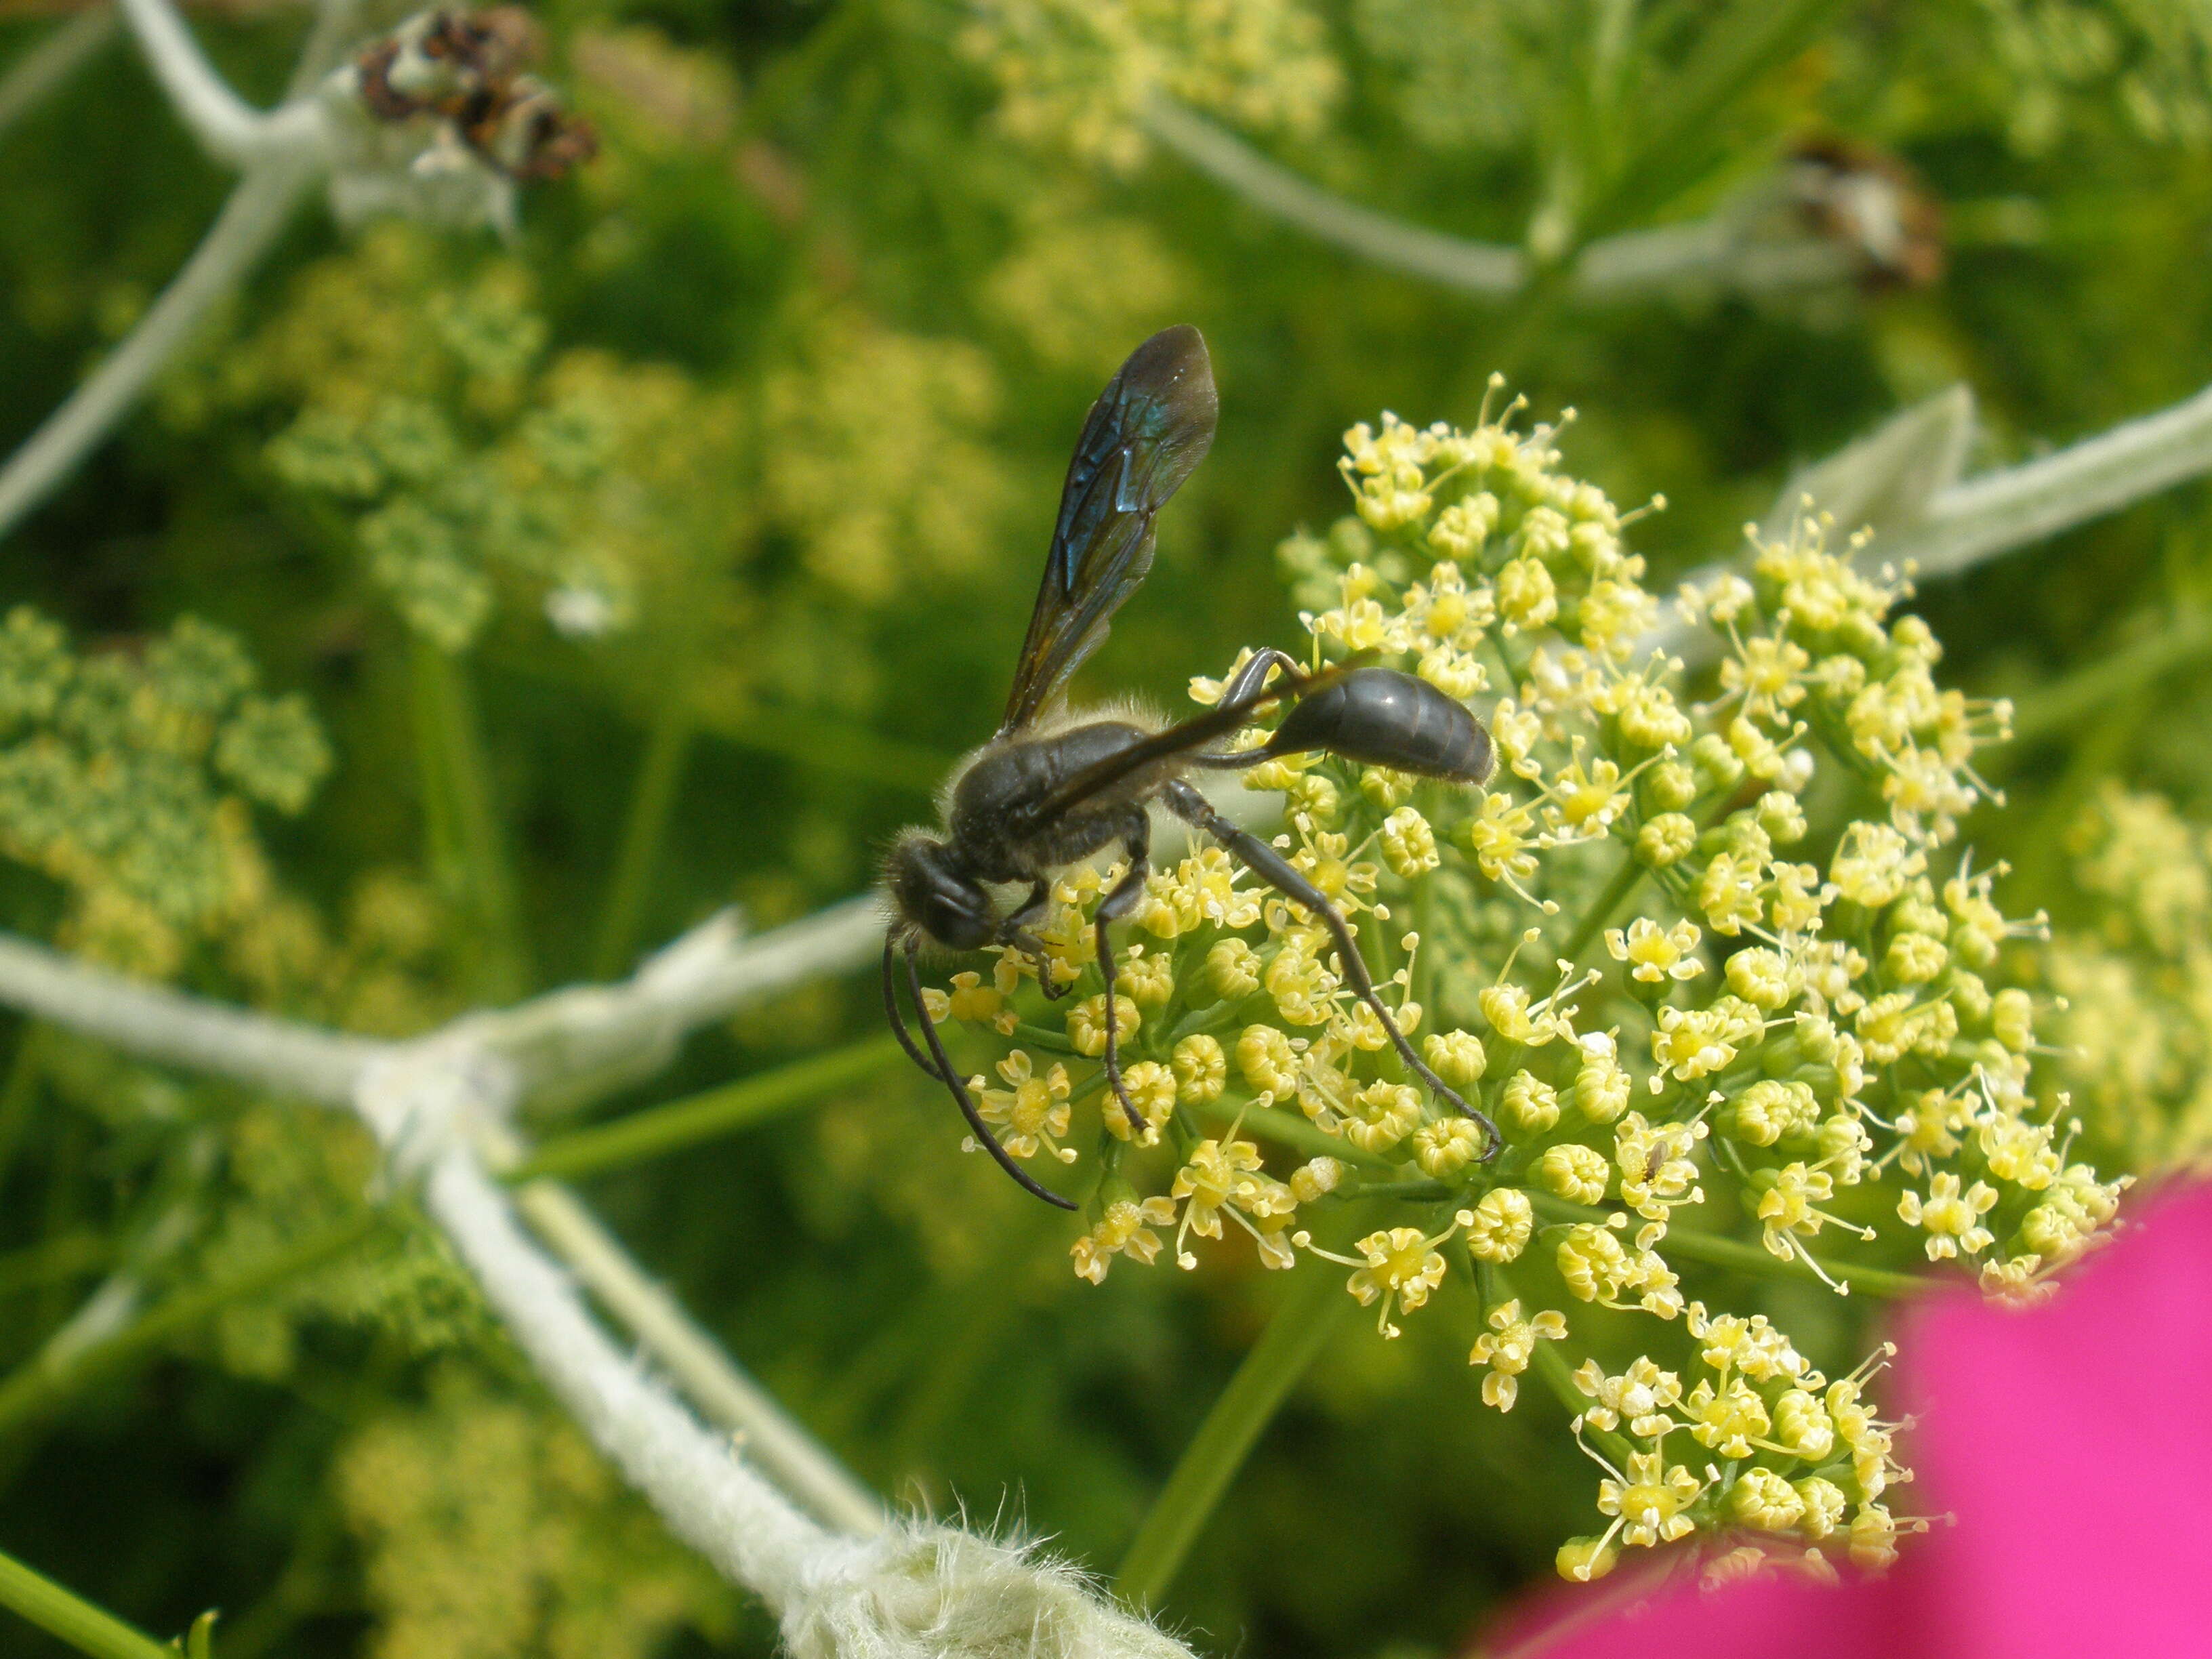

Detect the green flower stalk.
[{"left": 912, "top": 384, "right": 2132, "bottom": 1582}]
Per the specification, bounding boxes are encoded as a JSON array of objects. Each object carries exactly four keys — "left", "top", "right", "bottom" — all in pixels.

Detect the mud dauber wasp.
[{"left": 882, "top": 326, "right": 1498, "bottom": 1207}]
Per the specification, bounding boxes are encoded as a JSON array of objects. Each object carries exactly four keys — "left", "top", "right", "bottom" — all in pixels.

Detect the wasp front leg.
[{"left": 997, "top": 878, "right": 1073, "bottom": 1001}]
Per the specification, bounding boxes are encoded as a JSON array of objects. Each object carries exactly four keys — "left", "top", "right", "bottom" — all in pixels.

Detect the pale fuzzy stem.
[
  {"left": 113, "top": 0, "right": 325, "bottom": 165},
  {"left": 0, "top": 5, "right": 117, "bottom": 143},
  {"left": 0, "top": 930, "right": 374, "bottom": 1104},
  {"left": 1142, "top": 100, "right": 1856, "bottom": 300},
  {"left": 0, "top": 156, "right": 316, "bottom": 543},
  {"left": 0, "top": 908, "right": 887, "bottom": 1546},
  {"left": 0, "top": 903, "right": 883, "bottom": 1110},
  {"left": 464, "top": 899, "right": 883, "bottom": 1100},
  {"left": 1142, "top": 98, "right": 1525, "bottom": 294},
  {"left": 1653, "top": 375, "right": 2212, "bottom": 666},
  {"left": 1574, "top": 216, "right": 1853, "bottom": 295},
  {"left": 514, "top": 1180, "right": 887, "bottom": 1537},
  {"left": 1889, "top": 379, "right": 2212, "bottom": 579},
  {"left": 424, "top": 1148, "right": 835, "bottom": 1609},
  {"left": 0, "top": 0, "right": 341, "bottom": 541}
]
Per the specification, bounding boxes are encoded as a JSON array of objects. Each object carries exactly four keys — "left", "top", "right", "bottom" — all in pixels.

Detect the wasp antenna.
[
  {"left": 882, "top": 938, "right": 947, "bottom": 1082},
  {"left": 903, "top": 939, "right": 1078, "bottom": 1210}
]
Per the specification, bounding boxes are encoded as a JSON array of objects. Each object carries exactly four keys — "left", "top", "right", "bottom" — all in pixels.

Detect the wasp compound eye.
[{"left": 888, "top": 836, "right": 996, "bottom": 952}]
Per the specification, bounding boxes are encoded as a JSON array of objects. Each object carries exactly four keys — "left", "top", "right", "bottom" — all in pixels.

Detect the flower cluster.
[
  {"left": 914, "top": 387, "right": 2129, "bottom": 1578},
  {"left": 0, "top": 608, "right": 330, "bottom": 975},
  {"left": 2045, "top": 784, "right": 2212, "bottom": 1169},
  {"left": 203, "top": 226, "right": 745, "bottom": 651},
  {"left": 960, "top": 0, "right": 1339, "bottom": 169}
]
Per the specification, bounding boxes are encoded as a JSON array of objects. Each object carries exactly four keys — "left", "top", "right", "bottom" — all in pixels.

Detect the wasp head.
[{"left": 883, "top": 830, "right": 996, "bottom": 951}]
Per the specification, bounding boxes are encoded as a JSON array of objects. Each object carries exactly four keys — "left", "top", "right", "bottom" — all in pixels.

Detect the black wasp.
[{"left": 882, "top": 326, "right": 1498, "bottom": 1208}]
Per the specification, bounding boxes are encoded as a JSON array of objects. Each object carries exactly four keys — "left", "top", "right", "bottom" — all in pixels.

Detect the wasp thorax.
[{"left": 886, "top": 832, "right": 997, "bottom": 951}]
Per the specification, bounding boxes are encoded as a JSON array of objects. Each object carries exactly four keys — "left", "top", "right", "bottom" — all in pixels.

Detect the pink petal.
[{"left": 1493, "top": 1182, "right": 2212, "bottom": 1659}]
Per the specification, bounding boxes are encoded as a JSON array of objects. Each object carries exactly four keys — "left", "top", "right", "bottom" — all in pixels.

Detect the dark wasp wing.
[{"left": 999, "top": 326, "right": 1218, "bottom": 735}]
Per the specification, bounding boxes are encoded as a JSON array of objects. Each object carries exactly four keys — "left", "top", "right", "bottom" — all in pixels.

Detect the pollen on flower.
[
  {"left": 1340, "top": 1223, "right": 1453, "bottom": 1337},
  {"left": 1460, "top": 1189, "right": 1534, "bottom": 1263},
  {"left": 1071, "top": 1194, "right": 1177, "bottom": 1284},
  {"left": 1606, "top": 916, "right": 1704, "bottom": 984},
  {"left": 1170, "top": 1033, "right": 1227, "bottom": 1104},
  {"left": 1898, "top": 1171, "right": 2000, "bottom": 1259},
  {"left": 1470, "top": 1298, "right": 1568, "bottom": 1410},
  {"left": 1064, "top": 992, "right": 1138, "bottom": 1057}
]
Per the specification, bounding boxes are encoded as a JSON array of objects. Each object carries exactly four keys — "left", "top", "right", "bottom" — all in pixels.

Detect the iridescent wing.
[{"left": 999, "top": 326, "right": 1218, "bottom": 735}]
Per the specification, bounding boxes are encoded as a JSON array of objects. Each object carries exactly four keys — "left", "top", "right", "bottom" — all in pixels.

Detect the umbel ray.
[{"left": 881, "top": 326, "right": 1499, "bottom": 1208}]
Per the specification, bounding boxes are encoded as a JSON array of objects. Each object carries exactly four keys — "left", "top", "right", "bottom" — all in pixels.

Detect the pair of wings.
[
  {"left": 999, "top": 325, "right": 1219, "bottom": 735},
  {"left": 996, "top": 325, "right": 1353, "bottom": 823}
]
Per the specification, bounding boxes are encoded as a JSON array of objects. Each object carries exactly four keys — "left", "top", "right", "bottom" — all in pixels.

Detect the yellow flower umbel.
[{"left": 906, "top": 387, "right": 2128, "bottom": 1583}]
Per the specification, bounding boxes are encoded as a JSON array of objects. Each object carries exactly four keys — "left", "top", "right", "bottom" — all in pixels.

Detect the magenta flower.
[{"left": 1496, "top": 1182, "right": 2212, "bottom": 1658}]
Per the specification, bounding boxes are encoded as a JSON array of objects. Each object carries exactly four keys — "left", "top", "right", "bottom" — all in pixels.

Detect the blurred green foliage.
[{"left": 2, "top": 1, "right": 2212, "bottom": 1656}]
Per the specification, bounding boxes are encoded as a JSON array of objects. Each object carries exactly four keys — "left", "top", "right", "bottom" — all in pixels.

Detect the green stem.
[
  {"left": 1115, "top": 1236, "right": 1364, "bottom": 1607},
  {"left": 0, "top": 1232, "right": 108, "bottom": 1300},
  {"left": 590, "top": 684, "right": 699, "bottom": 982},
  {"left": 0, "top": 1025, "right": 45, "bottom": 1205},
  {"left": 1187, "top": 1096, "right": 1394, "bottom": 1169},
  {"left": 0, "top": 1212, "right": 380, "bottom": 1439},
  {"left": 1561, "top": 845, "right": 1647, "bottom": 965},
  {"left": 2003, "top": 610, "right": 2212, "bottom": 748},
  {"left": 34, "top": 1111, "right": 84, "bottom": 1338},
  {"left": 409, "top": 639, "right": 529, "bottom": 1002},
  {"left": 1353, "top": 1178, "right": 1456, "bottom": 1201},
  {"left": 693, "top": 703, "right": 951, "bottom": 796},
  {"left": 1010, "top": 1021, "right": 1078, "bottom": 1054},
  {"left": 1526, "top": 1330, "right": 1634, "bottom": 1469},
  {"left": 0, "top": 1543, "right": 175, "bottom": 1659},
  {"left": 507, "top": 1036, "right": 907, "bottom": 1183},
  {"left": 1578, "top": 0, "right": 1851, "bottom": 239},
  {"left": 1526, "top": 1193, "right": 1923, "bottom": 1298}
]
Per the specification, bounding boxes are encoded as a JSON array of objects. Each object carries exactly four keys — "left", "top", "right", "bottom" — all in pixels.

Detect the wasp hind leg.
[{"left": 1162, "top": 779, "right": 1499, "bottom": 1157}]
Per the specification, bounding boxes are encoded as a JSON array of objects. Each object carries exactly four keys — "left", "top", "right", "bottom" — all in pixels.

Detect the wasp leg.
[
  {"left": 1187, "top": 647, "right": 1308, "bottom": 770},
  {"left": 1218, "top": 647, "right": 1305, "bottom": 707},
  {"left": 998, "top": 879, "right": 1072, "bottom": 1001},
  {"left": 903, "top": 937, "right": 1078, "bottom": 1210},
  {"left": 1185, "top": 655, "right": 1300, "bottom": 778},
  {"left": 1093, "top": 810, "right": 1155, "bottom": 1144},
  {"left": 1163, "top": 779, "right": 1499, "bottom": 1158},
  {"left": 883, "top": 937, "right": 946, "bottom": 1081}
]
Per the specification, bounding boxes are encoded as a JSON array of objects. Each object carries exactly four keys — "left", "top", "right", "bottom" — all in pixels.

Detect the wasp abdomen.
[{"left": 1267, "top": 668, "right": 1492, "bottom": 784}]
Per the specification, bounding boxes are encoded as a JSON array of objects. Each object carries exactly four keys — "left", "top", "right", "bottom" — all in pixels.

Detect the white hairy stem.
[
  {"left": 435, "top": 1148, "right": 1189, "bottom": 1658},
  {"left": 0, "top": 157, "right": 318, "bottom": 541},
  {"left": 1143, "top": 100, "right": 1524, "bottom": 294},
  {"left": 1887, "top": 379, "right": 2212, "bottom": 579},
  {"left": 424, "top": 1146, "right": 836, "bottom": 1605},
  {"left": 510, "top": 1178, "right": 886, "bottom": 1537},
  {"left": 113, "top": 0, "right": 327, "bottom": 165},
  {"left": 0, "top": 910, "right": 1191, "bottom": 1652},
  {"left": 0, "top": 6, "right": 117, "bottom": 142},
  {"left": 1142, "top": 100, "right": 1856, "bottom": 300},
  {"left": 0, "top": 0, "right": 344, "bottom": 542}
]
